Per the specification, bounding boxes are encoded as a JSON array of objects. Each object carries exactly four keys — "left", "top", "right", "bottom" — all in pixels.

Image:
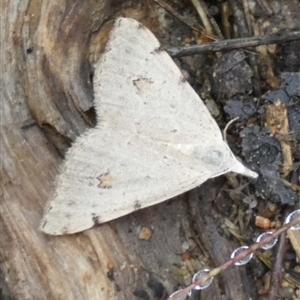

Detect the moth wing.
[
  {"left": 94, "top": 18, "right": 255, "bottom": 177},
  {"left": 94, "top": 17, "right": 221, "bottom": 143},
  {"left": 41, "top": 129, "right": 227, "bottom": 235}
]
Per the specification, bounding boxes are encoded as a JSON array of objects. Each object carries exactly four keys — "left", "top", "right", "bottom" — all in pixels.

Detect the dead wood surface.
[{"left": 1, "top": 1, "right": 119, "bottom": 299}]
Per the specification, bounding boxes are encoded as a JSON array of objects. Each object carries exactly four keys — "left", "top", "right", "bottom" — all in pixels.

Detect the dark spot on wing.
[
  {"left": 97, "top": 171, "right": 113, "bottom": 189},
  {"left": 153, "top": 46, "right": 164, "bottom": 54},
  {"left": 134, "top": 200, "right": 141, "bottom": 210},
  {"left": 92, "top": 214, "right": 101, "bottom": 225},
  {"left": 116, "top": 19, "right": 122, "bottom": 27},
  {"left": 133, "top": 78, "right": 153, "bottom": 93},
  {"left": 180, "top": 75, "right": 187, "bottom": 83},
  {"left": 137, "top": 23, "right": 147, "bottom": 30},
  {"left": 65, "top": 213, "right": 71, "bottom": 219},
  {"left": 68, "top": 200, "right": 75, "bottom": 206}
]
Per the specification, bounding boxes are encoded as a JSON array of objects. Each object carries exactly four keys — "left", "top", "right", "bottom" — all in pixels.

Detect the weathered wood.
[{"left": 1, "top": 1, "right": 116, "bottom": 299}]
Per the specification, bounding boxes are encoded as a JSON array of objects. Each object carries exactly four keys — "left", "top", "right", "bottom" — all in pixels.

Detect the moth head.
[{"left": 193, "top": 145, "right": 258, "bottom": 178}]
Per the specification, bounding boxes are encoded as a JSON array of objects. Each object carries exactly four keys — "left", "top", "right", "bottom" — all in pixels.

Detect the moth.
[{"left": 41, "top": 18, "right": 257, "bottom": 235}]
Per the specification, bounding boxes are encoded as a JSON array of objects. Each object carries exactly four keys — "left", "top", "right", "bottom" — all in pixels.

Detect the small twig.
[
  {"left": 152, "top": 0, "right": 215, "bottom": 39},
  {"left": 268, "top": 208, "right": 292, "bottom": 300},
  {"left": 221, "top": 2, "right": 231, "bottom": 39},
  {"left": 229, "top": 0, "right": 261, "bottom": 96},
  {"left": 167, "top": 216, "right": 300, "bottom": 300},
  {"left": 242, "top": 0, "right": 252, "bottom": 34},
  {"left": 256, "top": 0, "right": 274, "bottom": 16},
  {"left": 190, "top": 0, "right": 213, "bottom": 35},
  {"left": 198, "top": 0, "right": 224, "bottom": 39},
  {"left": 229, "top": 0, "right": 250, "bottom": 37},
  {"left": 152, "top": 0, "right": 199, "bottom": 32},
  {"left": 223, "top": 117, "right": 239, "bottom": 144},
  {"left": 166, "top": 30, "right": 300, "bottom": 57}
]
